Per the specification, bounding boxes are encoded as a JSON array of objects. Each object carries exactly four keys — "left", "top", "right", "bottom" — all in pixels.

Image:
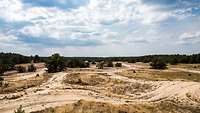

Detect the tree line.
[{"left": 0, "top": 52, "right": 200, "bottom": 74}]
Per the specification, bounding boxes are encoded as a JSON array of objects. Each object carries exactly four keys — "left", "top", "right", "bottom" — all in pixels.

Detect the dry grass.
[
  {"left": 169, "top": 64, "right": 200, "bottom": 71},
  {"left": 0, "top": 73, "right": 50, "bottom": 94},
  {"left": 15, "top": 63, "right": 45, "bottom": 69},
  {"left": 63, "top": 72, "right": 153, "bottom": 98},
  {"left": 63, "top": 73, "right": 110, "bottom": 86},
  {"left": 31, "top": 99, "right": 200, "bottom": 113},
  {"left": 118, "top": 69, "right": 200, "bottom": 82},
  {"left": 109, "top": 82, "right": 152, "bottom": 95}
]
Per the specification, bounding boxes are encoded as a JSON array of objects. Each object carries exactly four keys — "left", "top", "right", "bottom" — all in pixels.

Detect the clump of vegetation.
[
  {"left": 128, "top": 59, "right": 136, "bottom": 63},
  {"left": 16, "top": 66, "right": 26, "bottom": 73},
  {"left": 0, "top": 76, "right": 4, "bottom": 81},
  {"left": 0, "top": 76, "right": 4, "bottom": 87},
  {"left": 0, "top": 64, "right": 6, "bottom": 76},
  {"left": 91, "top": 61, "right": 96, "bottom": 65},
  {"left": 33, "top": 55, "right": 41, "bottom": 63},
  {"left": 45, "top": 53, "right": 65, "bottom": 73},
  {"left": 16, "top": 63, "right": 36, "bottom": 73},
  {"left": 66, "top": 60, "right": 90, "bottom": 68},
  {"left": 14, "top": 105, "right": 25, "bottom": 113},
  {"left": 105, "top": 61, "right": 114, "bottom": 67},
  {"left": 115, "top": 63, "right": 122, "bottom": 67},
  {"left": 28, "top": 64, "right": 36, "bottom": 72},
  {"left": 150, "top": 59, "right": 167, "bottom": 69},
  {"left": 96, "top": 61, "right": 104, "bottom": 69},
  {"left": 170, "top": 58, "right": 178, "bottom": 65}
]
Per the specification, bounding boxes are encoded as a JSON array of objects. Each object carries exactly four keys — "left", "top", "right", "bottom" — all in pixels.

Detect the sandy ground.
[{"left": 0, "top": 63, "right": 200, "bottom": 113}]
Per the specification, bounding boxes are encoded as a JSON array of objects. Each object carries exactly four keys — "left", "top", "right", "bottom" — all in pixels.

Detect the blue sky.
[{"left": 0, "top": 0, "right": 200, "bottom": 56}]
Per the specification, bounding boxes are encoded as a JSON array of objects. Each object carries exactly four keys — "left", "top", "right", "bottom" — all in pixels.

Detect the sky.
[{"left": 0, "top": 0, "right": 200, "bottom": 57}]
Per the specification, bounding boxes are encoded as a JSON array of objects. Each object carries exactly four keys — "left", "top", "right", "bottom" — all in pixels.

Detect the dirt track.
[{"left": 1, "top": 63, "right": 200, "bottom": 113}]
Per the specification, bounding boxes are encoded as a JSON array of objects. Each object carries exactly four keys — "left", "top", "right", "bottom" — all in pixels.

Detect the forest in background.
[{"left": 0, "top": 52, "right": 200, "bottom": 72}]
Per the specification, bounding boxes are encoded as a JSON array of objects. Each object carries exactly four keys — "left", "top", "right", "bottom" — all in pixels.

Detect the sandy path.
[{"left": 0, "top": 72, "right": 126, "bottom": 113}]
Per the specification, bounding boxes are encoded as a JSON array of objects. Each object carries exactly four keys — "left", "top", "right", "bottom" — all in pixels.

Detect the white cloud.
[
  {"left": 0, "top": 0, "right": 173, "bottom": 24},
  {"left": 178, "top": 31, "right": 200, "bottom": 45},
  {"left": 6, "top": 0, "right": 174, "bottom": 46},
  {"left": 0, "top": 0, "right": 23, "bottom": 21},
  {"left": 0, "top": 0, "right": 199, "bottom": 56},
  {"left": 180, "top": 31, "right": 200, "bottom": 40},
  {"left": 0, "top": 34, "right": 17, "bottom": 41}
]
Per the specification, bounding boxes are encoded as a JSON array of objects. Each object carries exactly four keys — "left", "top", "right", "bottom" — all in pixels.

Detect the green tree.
[
  {"left": 33, "top": 55, "right": 40, "bottom": 63},
  {"left": 45, "top": 54, "right": 65, "bottom": 73},
  {"left": 150, "top": 59, "right": 167, "bottom": 69},
  {"left": 170, "top": 58, "right": 178, "bottom": 65}
]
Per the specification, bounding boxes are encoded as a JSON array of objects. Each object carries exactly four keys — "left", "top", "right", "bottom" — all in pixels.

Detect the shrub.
[
  {"left": 45, "top": 53, "right": 65, "bottom": 73},
  {"left": 170, "top": 58, "right": 178, "bottom": 65},
  {"left": 0, "top": 64, "right": 6, "bottom": 76},
  {"left": 128, "top": 59, "right": 136, "bottom": 63},
  {"left": 91, "top": 61, "right": 96, "bottom": 65},
  {"left": 66, "top": 60, "right": 90, "bottom": 68},
  {"left": 84, "top": 61, "right": 90, "bottom": 68},
  {"left": 150, "top": 59, "right": 167, "bottom": 69},
  {"left": 105, "top": 61, "right": 113, "bottom": 67},
  {"left": 0, "top": 76, "right": 4, "bottom": 87},
  {"left": 14, "top": 105, "right": 25, "bottom": 113},
  {"left": 115, "top": 63, "right": 122, "bottom": 67},
  {"left": 27, "top": 64, "right": 36, "bottom": 72},
  {"left": 0, "top": 76, "right": 4, "bottom": 81},
  {"left": 96, "top": 61, "right": 104, "bottom": 69},
  {"left": 16, "top": 66, "right": 26, "bottom": 73}
]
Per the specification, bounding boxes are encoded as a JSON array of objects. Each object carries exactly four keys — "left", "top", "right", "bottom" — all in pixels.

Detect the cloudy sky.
[{"left": 0, "top": 0, "right": 200, "bottom": 56}]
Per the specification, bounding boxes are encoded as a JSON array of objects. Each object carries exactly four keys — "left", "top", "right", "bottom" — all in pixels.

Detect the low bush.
[
  {"left": 105, "top": 61, "right": 114, "bottom": 67},
  {"left": 115, "top": 63, "right": 122, "bottom": 67},
  {"left": 16, "top": 66, "right": 26, "bottom": 73},
  {"left": 91, "top": 61, "right": 96, "bottom": 64},
  {"left": 150, "top": 59, "right": 167, "bottom": 69},
  {"left": 28, "top": 64, "right": 36, "bottom": 72},
  {"left": 14, "top": 105, "right": 25, "bottom": 113},
  {"left": 128, "top": 59, "right": 136, "bottom": 63},
  {"left": 0, "top": 76, "right": 4, "bottom": 81},
  {"left": 0, "top": 76, "right": 4, "bottom": 87},
  {"left": 96, "top": 61, "right": 104, "bottom": 69},
  {"left": 66, "top": 60, "right": 90, "bottom": 68},
  {"left": 0, "top": 64, "right": 6, "bottom": 76}
]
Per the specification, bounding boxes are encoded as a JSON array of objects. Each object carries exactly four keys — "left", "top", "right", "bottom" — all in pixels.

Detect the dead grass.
[
  {"left": 63, "top": 72, "right": 153, "bottom": 98},
  {"left": 118, "top": 69, "right": 200, "bottom": 82},
  {"left": 63, "top": 73, "right": 110, "bottom": 86},
  {"left": 15, "top": 63, "right": 45, "bottom": 69},
  {"left": 169, "top": 64, "right": 200, "bottom": 71},
  {"left": 109, "top": 82, "right": 152, "bottom": 95},
  {"left": 0, "top": 73, "right": 50, "bottom": 94},
  {"left": 31, "top": 99, "right": 200, "bottom": 113}
]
